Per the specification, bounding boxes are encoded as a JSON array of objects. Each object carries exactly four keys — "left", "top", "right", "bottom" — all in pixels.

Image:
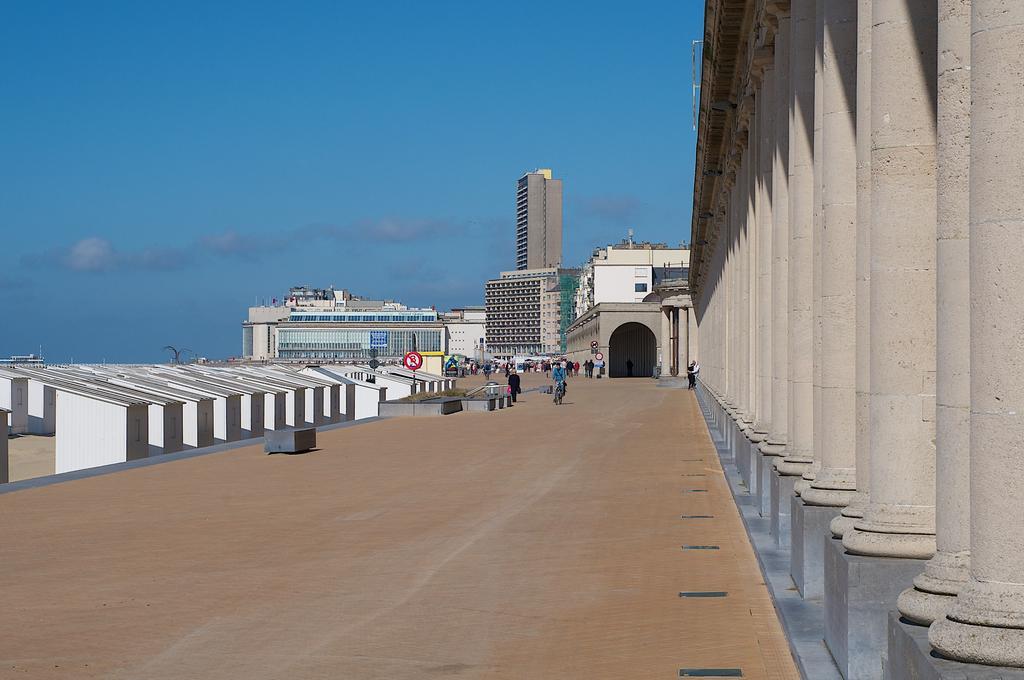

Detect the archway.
[{"left": 608, "top": 322, "right": 657, "bottom": 378}]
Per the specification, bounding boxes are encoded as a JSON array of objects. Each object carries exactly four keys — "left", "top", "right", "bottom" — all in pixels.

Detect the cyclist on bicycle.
[{"left": 552, "top": 360, "right": 567, "bottom": 404}]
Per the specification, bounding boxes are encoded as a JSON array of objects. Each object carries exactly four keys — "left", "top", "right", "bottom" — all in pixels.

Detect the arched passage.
[{"left": 608, "top": 322, "right": 657, "bottom": 378}]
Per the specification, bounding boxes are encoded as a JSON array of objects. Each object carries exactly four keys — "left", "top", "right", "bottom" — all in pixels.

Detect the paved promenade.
[{"left": 0, "top": 374, "right": 797, "bottom": 679}]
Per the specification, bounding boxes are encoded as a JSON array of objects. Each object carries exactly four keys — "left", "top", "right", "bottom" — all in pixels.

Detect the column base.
[
  {"left": 824, "top": 537, "right": 928, "bottom": 680},
  {"left": 770, "top": 467, "right": 797, "bottom": 548},
  {"left": 843, "top": 526, "right": 936, "bottom": 560},
  {"left": 929, "top": 578, "right": 1024, "bottom": 668},
  {"left": 792, "top": 497, "right": 840, "bottom": 600},
  {"left": 831, "top": 493, "right": 868, "bottom": 538},
  {"left": 776, "top": 457, "right": 813, "bottom": 476},
  {"left": 896, "top": 550, "right": 969, "bottom": 625},
  {"left": 830, "top": 514, "right": 857, "bottom": 539},
  {"left": 758, "top": 440, "right": 786, "bottom": 455},
  {"left": 801, "top": 485, "right": 857, "bottom": 508},
  {"left": 884, "top": 610, "right": 1024, "bottom": 679}
]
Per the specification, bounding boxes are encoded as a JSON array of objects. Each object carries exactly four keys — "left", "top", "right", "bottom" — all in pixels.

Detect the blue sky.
[{"left": 0, "top": 1, "right": 703, "bottom": 363}]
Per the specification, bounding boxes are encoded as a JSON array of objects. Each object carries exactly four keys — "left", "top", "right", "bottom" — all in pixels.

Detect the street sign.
[
  {"left": 595, "top": 352, "right": 604, "bottom": 362},
  {"left": 369, "top": 330, "right": 389, "bottom": 349},
  {"left": 368, "top": 358, "right": 380, "bottom": 370},
  {"left": 403, "top": 351, "right": 424, "bottom": 371},
  {"left": 591, "top": 340, "right": 599, "bottom": 349}
]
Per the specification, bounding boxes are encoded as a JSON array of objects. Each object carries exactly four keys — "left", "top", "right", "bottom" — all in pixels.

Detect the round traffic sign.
[
  {"left": 591, "top": 340, "right": 599, "bottom": 349},
  {"left": 595, "top": 352, "right": 604, "bottom": 361},
  {"left": 368, "top": 358, "right": 380, "bottom": 370},
  {"left": 403, "top": 351, "right": 424, "bottom": 371}
]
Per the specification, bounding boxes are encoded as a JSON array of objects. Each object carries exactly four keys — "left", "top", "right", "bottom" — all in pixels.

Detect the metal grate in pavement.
[
  {"left": 678, "top": 591, "right": 728, "bottom": 598},
  {"left": 679, "top": 669, "right": 743, "bottom": 677}
]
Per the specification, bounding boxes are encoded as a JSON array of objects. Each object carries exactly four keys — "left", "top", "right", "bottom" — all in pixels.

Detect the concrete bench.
[
  {"left": 265, "top": 427, "right": 317, "bottom": 454},
  {"left": 379, "top": 397, "right": 463, "bottom": 417},
  {"left": 461, "top": 397, "right": 496, "bottom": 412}
]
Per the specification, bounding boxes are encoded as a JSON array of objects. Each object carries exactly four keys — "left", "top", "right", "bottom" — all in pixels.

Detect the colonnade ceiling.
[{"left": 689, "top": 0, "right": 766, "bottom": 303}]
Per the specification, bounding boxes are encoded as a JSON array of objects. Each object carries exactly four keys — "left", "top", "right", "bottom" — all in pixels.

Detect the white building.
[
  {"left": 441, "top": 307, "right": 486, "bottom": 359},
  {"left": 0, "top": 370, "right": 29, "bottom": 435},
  {"left": 307, "top": 366, "right": 387, "bottom": 420},
  {"left": 0, "top": 408, "right": 8, "bottom": 482},
  {"left": 574, "top": 240, "right": 690, "bottom": 319},
  {"left": 55, "top": 386, "right": 149, "bottom": 474},
  {"left": 242, "top": 286, "right": 443, "bottom": 362}
]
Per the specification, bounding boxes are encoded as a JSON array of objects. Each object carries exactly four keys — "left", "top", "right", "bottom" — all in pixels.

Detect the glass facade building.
[{"left": 276, "top": 327, "right": 442, "bottom": 360}]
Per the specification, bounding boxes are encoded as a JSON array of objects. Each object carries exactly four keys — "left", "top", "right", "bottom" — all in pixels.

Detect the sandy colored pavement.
[
  {"left": 7, "top": 434, "right": 56, "bottom": 482},
  {"left": 0, "top": 374, "right": 797, "bottom": 679}
]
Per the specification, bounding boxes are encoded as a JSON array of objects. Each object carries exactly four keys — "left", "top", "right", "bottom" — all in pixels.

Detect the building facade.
[
  {"left": 485, "top": 268, "right": 559, "bottom": 359},
  {"left": 691, "top": 0, "right": 1024, "bottom": 675},
  {"left": 516, "top": 169, "right": 563, "bottom": 271},
  {"left": 242, "top": 287, "right": 443, "bottom": 362},
  {"left": 441, "top": 307, "right": 486, "bottom": 359},
  {"left": 573, "top": 240, "right": 689, "bottom": 320}
]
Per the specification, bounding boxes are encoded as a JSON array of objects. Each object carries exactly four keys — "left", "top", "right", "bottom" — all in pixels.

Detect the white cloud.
[{"left": 65, "top": 237, "right": 120, "bottom": 272}]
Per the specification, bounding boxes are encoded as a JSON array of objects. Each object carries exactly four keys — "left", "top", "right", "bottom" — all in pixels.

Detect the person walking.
[
  {"left": 686, "top": 361, "right": 696, "bottom": 390},
  {"left": 626, "top": 358, "right": 634, "bottom": 377},
  {"left": 508, "top": 369, "right": 521, "bottom": 403},
  {"left": 483, "top": 363, "right": 492, "bottom": 380},
  {"left": 573, "top": 360, "right": 580, "bottom": 377}
]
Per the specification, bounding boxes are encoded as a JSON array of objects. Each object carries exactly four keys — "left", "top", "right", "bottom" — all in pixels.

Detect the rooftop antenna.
[
  {"left": 627, "top": 228, "right": 634, "bottom": 246},
  {"left": 692, "top": 39, "right": 704, "bottom": 131}
]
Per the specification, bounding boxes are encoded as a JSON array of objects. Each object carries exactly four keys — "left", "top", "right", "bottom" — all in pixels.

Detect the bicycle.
[{"left": 553, "top": 381, "right": 566, "bottom": 405}]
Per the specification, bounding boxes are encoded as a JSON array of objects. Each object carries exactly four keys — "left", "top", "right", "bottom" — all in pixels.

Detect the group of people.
[{"left": 501, "top": 357, "right": 700, "bottom": 404}]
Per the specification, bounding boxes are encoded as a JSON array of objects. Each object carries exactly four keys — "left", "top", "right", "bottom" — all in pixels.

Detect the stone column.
[
  {"left": 758, "top": 64, "right": 775, "bottom": 443},
  {"left": 681, "top": 307, "right": 689, "bottom": 369},
  {"left": 799, "top": 0, "right": 825, "bottom": 495},
  {"left": 748, "top": 100, "right": 762, "bottom": 442},
  {"left": 842, "top": 0, "right": 937, "bottom": 560},
  {"left": 762, "top": 6, "right": 790, "bottom": 460},
  {"left": 661, "top": 307, "right": 674, "bottom": 376},
  {"left": 738, "top": 136, "right": 753, "bottom": 430},
  {"left": 930, "top": 1, "right": 1024, "bottom": 666},
  {"left": 689, "top": 303, "right": 699, "bottom": 368},
  {"left": 778, "top": 0, "right": 815, "bottom": 477},
  {"left": 801, "top": 0, "right": 858, "bottom": 508},
  {"left": 897, "top": 0, "right": 971, "bottom": 626},
  {"left": 724, "top": 178, "right": 737, "bottom": 413},
  {"left": 832, "top": 0, "right": 872, "bottom": 539},
  {"left": 741, "top": 120, "right": 756, "bottom": 435}
]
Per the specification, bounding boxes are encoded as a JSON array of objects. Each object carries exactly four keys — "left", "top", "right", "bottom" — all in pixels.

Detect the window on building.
[{"left": 635, "top": 283, "right": 648, "bottom": 293}]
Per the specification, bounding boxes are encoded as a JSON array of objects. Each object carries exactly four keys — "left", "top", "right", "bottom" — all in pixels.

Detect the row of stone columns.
[{"left": 693, "top": 0, "right": 1024, "bottom": 672}]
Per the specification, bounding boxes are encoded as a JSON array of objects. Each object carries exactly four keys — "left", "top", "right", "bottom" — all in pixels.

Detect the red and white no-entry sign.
[
  {"left": 595, "top": 352, "right": 604, "bottom": 362},
  {"left": 403, "top": 351, "right": 424, "bottom": 371}
]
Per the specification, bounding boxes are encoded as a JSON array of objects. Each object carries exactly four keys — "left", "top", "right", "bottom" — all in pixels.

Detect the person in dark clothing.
[
  {"left": 687, "top": 361, "right": 697, "bottom": 389},
  {"left": 626, "top": 358, "right": 634, "bottom": 377},
  {"left": 508, "top": 370, "right": 521, "bottom": 403}
]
